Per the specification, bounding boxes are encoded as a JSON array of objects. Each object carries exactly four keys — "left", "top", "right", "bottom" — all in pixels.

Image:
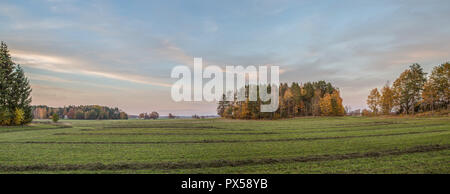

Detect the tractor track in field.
[
  {"left": 53, "top": 132, "right": 279, "bottom": 136},
  {"left": 77, "top": 123, "right": 445, "bottom": 133},
  {"left": 0, "top": 126, "right": 72, "bottom": 134},
  {"left": 79, "top": 126, "right": 228, "bottom": 132},
  {"left": 0, "top": 130, "right": 447, "bottom": 145},
  {"left": 104, "top": 125, "right": 221, "bottom": 129},
  {"left": 52, "top": 124, "right": 446, "bottom": 136},
  {"left": 296, "top": 123, "right": 446, "bottom": 134},
  {"left": 0, "top": 144, "right": 448, "bottom": 172}
]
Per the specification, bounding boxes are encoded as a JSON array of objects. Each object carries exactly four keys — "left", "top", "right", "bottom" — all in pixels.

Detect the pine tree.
[
  {"left": 290, "top": 83, "right": 301, "bottom": 116},
  {"left": 283, "top": 88, "right": 294, "bottom": 117},
  {"left": 302, "top": 82, "right": 315, "bottom": 116},
  {"left": 311, "top": 89, "right": 321, "bottom": 116}
]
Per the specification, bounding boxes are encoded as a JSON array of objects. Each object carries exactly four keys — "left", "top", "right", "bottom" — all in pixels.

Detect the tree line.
[
  {"left": 138, "top": 111, "right": 160, "bottom": 119},
  {"left": 217, "top": 81, "right": 345, "bottom": 119},
  {"left": 33, "top": 105, "right": 128, "bottom": 120},
  {"left": 366, "top": 63, "right": 449, "bottom": 115},
  {"left": 0, "top": 42, "right": 33, "bottom": 125}
]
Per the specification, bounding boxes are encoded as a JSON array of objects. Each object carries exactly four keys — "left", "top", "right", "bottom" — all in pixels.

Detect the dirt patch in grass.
[
  {"left": 0, "top": 144, "right": 447, "bottom": 172},
  {"left": 1, "top": 130, "right": 446, "bottom": 145}
]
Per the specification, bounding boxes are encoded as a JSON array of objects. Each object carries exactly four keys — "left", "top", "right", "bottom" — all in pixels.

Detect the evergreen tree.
[
  {"left": 290, "top": 82, "right": 301, "bottom": 116},
  {"left": 0, "top": 42, "right": 33, "bottom": 125},
  {"left": 12, "top": 65, "right": 32, "bottom": 123},
  {"left": 311, "top": 89, "right": 322, "bottom": 116},
  {"left": 52, "top": 113, "right": 59, "bottom": 123},
  {"left": 0, "top": 42, "right": 15, "bottom": 110}
]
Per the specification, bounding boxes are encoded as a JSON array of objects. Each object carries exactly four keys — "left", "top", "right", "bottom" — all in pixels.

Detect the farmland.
[{"left": 0, "top": 116, "right": 448, "bottom": 174}]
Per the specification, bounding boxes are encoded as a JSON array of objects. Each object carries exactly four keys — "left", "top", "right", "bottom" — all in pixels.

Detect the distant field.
[{"left": 0, "top": 116, "right": 448, "bottom": 174}]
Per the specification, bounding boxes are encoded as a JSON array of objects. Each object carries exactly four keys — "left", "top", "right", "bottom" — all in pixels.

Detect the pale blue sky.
[{"left": 1, "top": 0, "right": 449, "bottom": 115}]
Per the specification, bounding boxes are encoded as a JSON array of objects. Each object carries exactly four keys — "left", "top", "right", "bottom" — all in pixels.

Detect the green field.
[{"left": 0, "top": 116, "right": 449, "bottom": 174}]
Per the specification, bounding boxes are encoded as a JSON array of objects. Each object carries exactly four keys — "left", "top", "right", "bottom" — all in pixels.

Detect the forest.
[
  {"left": 217, "top": 81, "right": 345, "bottom": 119},
  {"left": 32, "top": 105, "right": 128, "bottom": 120}
]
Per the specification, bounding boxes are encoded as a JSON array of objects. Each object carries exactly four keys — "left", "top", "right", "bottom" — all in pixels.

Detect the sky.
[{"left": 1, "top": 0, "right": 449, "bottom": 115}]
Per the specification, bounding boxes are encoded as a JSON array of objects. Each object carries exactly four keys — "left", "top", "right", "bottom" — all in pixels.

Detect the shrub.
[
  {"left": 0, "top": 108, "right": 13, "bottom": 125},
  {"left": 362, "top": 109, "right": 372, "bottom": 117},
  {"left": 13, "top": 108, "right": 24, "bottom": 125},
  {"left": 149, "top": 111, "right": 159, "bottom": 119},
  {"left": 23, "top": 106, "right": 33, "bottom": 124},
  {"left": 52, "top": 113, "right": 59, "bottom": 123}
]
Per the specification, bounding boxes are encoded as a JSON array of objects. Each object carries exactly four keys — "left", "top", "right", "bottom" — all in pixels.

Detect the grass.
[{"left": 0, "top": 116, "right": 448, "bottom": 174}]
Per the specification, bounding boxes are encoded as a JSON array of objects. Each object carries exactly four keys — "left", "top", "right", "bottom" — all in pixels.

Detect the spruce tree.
[
  {"left": 0, "top": 42, "right": 33, "bottom": 125},
  {"left": 13, "top": 65, "right": 32, "bottom": 123},
  {"left": 0, "top": 41, "right": 15, "bottom": 109}
]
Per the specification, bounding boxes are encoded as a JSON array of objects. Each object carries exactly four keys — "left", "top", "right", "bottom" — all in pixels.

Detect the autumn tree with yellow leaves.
[
  {"left": 367, "top": 88, "right": 381, "bottom": 115},
  {"left": 380, "top": 83, "right": 394, "bottom": 115},
  {"left": 367, "top": 63, "right": 449, "bottom": 115},
  {"left": 319, "top": 91, "right": 345, "bottom": 116},
  {"left": 218, "top": 81, "right": 345, "bottom": 119}
]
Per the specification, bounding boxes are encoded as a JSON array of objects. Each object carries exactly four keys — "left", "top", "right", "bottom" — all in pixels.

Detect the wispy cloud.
[{"left": 11, "top": 50, "right": 172, "bottom": 87}]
